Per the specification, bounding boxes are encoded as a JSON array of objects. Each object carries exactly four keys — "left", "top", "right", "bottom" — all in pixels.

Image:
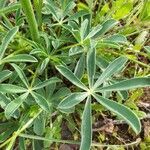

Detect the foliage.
[{"left": 0, "top": 0, "right": 149, "bottom": 149}]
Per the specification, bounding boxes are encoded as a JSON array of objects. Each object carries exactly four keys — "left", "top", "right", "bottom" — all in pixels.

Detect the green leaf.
[
  {"left": 0, "top": 127, "right": 17, "bottom": 143},
  {"left": 0, "top": 84, "right": 27, "bottom": 93},
  {"left": 74, "top": 54, "right": 85, "bottom": 79},
  {"left": 93, "top": 56, "right": 128, "bottom": 89},
  {"left": 51, "top": 87, "right": 71, "bottom": 101},
  {"left": 96, "top": 55, "right": 109, "bottom": 70},
  {"left": 97, "top": 78, "right": 150, "bottom": 92},
  {"left": 45, "top": 1, "right": 59, "bottom": 21},
  {"left": 11, "top": 63, "right": 29, "bottom": 88},
  {"left": 0, "top": 26, "right": 18, "bottom": 60},
  {"left": 80, "top": 97, "right": 92, "bottom": 150},
  {"left": 2, "top": 54, "right": 38, "bottom": 63},
  {"left": 0, "top": 93, "right": 10, "bottom": 108},
  {"left": 5, "top": 92, "right": 28, "bottom": 118},
  {"left": 59, "top": 107, "right": 75, "bottom": 114},
  {"left": 19, "top": 137, "right": 26, "bottom": 150},
  {"left": 144, "top": 46, "right": 150, "bottom": 53},
  {"left": 118, "top": 90, "right": 129, "bottom": 100},
  {"left": 80, "top": 19, "right": 89, "bottom": 40},
  {"left": 87, "top": 24, "right": 102, "bottom": 39},
  {"left": 58, "top": 92, "right": 88, "bottom": 109},
  {"left": 0, "top": 0, "right": 6, "bottom": 8},
  {"left": 69, "top": 46, "right": 84, "bottom": 56},
  {"left": 93, "top": 94, "right": 141, "bottom": 134},
  {"left": 67, "top": 10, "right": 89, "bottom": 21},
  {"left": 31, "top": 92, "right": 50, "bottom": 112},
  {"left": 0, "top": 3, "right": 21, "bottom": 15},
  {"left": 62, "top": 0, "right": 76, "bottom": 17},
  {"left": 87, "top": 48, "right": 96, "bottom": 88},
  {"left": 113, "top": 2, "right": 132, "bottom": 20},
  {"left": 56, "top": 65, "right": 88, "bottom": 90},
  {"left": 97, "top": 40, "right": 120, "bottom": 49},
  {"left": 93, "top": 19, "right": 118, "bottom": 38},
  {"left": 34, "top": 113, "right": 45, "bottom": 135},
  {"left": 0, "top": 70, "right": 12, "bottom": 83},
  {"left": 105, "top": 34, "right": 127, "bottom": 44},
  {"left": 38, "top": 58, "right": 49, "bottom": 74},
  {"left": 33, "top": 77, "right": 61, "bottom": 90}
]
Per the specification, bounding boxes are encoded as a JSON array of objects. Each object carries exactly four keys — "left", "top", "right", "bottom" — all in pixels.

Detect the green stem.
[
  {"left": 20, "top": 0, "right": 39, "bottom": 42},
  {"left": 19, "top": 133, "right": 141, "bottom": 148},
  {"left": 104, "top": 50, "right": 150, "bottom": 69},
  {"left": 33, "top": 0, "right": 43, "bottom": 29},
  {"left": 0, "top": 109, "right": 42, "bottom": 149}
]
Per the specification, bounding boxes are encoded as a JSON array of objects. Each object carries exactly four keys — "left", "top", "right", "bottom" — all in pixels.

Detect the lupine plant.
[{"left": 0, "top": 0, "right": 150, "bottom": 149}]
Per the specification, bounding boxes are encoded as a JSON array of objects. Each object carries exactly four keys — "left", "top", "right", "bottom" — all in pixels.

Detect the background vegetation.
[{"left": 0, "top": 0, "right": 150, "bottom": 149}]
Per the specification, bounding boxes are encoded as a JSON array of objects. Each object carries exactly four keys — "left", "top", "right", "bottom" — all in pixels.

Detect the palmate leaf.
[
  {"left": 11, "top": 63, "right": 29, "bottom": 88},
  {"left": 0, "top": 84, "right": 27, "bottom": 93},
  {"left": 58, "top": 92, "right": 88, "bottom": 109},
  {"left": 33, "top": 113, "right": 45, "bottom": 136},
  {"left": 96, "top": 55, "right": 109, "bottom": 70},
  {"left": 69, "top": 46, "right": 83, "bottom": 56},
  {"left": 0, "top": 70, "right": 12, "bottom": 83},
  {"left": 67, "top": 10, "right": 88, "bottom": 21},
  {"left": 33, "top": 77, "right": 61, "bottom": 90},
  {"left": 31, "top": 92, "right": 50, "bottom": 112},
  {"left": 97, "top": 77, "right": 150, "bottom": 92},
  {"left": 56, "top": 65, "right": 88, "bottom": 90},
  {"left": 0, "top": 93, "right": 10, "bottom": 108},
  {"left": 87, "top": 48, "right": 96, "bottom": 88},
  {"left": 93, "top": 56, "right": 128, "bottom": 89},
  {"left": 80, "top": 97, "right": 92, "bottom": 150},
  {"left": 74, "top": 54, "right": 85, "bottom": 79},
  {"left": 97, "top": 40, "right": 121, "bottom": 49},
  {"left": 0, "top": 26, "right": 18, "bottom": 60},
  {"left": 2, "top": 54, "right": 38, "bottom": 63},
  {"left": 0, "top": 2, "right": 21, "bottom": 15},
  {"left": 105, "top": 34, "right": 128, "bottom": 44},
  {"left": 144, "top": 46, "right": 150, "bottom": 53},
  {"left": 86, "top": 24, "right": 102, "bottom": 39},
  {"left": 62, "top": 0, "right": 76, "bottom": 18},
  {"left": 0, "top": 125, "right": 18, "bottom": 143},
  {"left": 80, "top": 19, "right": 89, "bottom": 40},
  {"left": 45, "top": 0, "right": 59, "bottom": 21},
  {"left": 93, "top": 19, "right": 118, "bottom": 38},
  {"left": 5, "top": 92, "right": 29, "bottom": 118},
  {"left": 93, "top": 94, "right": 141, "bottom": 134}
]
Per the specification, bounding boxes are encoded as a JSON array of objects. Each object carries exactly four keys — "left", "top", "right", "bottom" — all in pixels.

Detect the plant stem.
[
  {"left": 0, "top": 109, "right": 42, "bottom": 149},
  {"left": 19, "top": 133, "right": 141, "bottom": 148},
  {"left": 33, "top": 0, "right": 43, "bottom": 29},
  {"left": 20, "top": 0, "right": 39, "bottom": 42}
]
